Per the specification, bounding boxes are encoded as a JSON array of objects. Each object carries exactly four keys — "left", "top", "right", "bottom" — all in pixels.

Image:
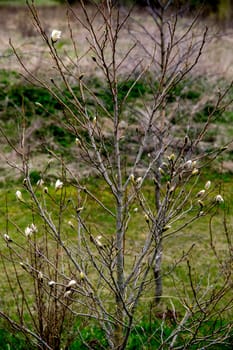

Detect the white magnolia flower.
[
  {"left": 184, "top": 160, "right": 193, "bottom": 169},
  {"left": 75, "top": 137, "right": 80, "bottom": 145},
  {"left": 25, "top": 226, "right": 32, "bottom": 238},
  {"left": 215, "top": 194, "right": 224, "bottom": 204},
  {"left": 30, "top": 223, "right": 38, "bottom": 233},
  {"left": 36, "top": 179, "right": 44, "bottom": 187},
  {"left": 76, "top": 207, "right": 83, "bottom": 214},
  {"left": 68, "top": 220, "right": 75, "bottom": 229},
  {"left": 192, "top": 168, "right": 199, "bottom": 175},
  {"left": 96, "top": 235, "right": 103, "bottom": 247},
  {"left": 55, "top": 179, "right": 63, "bottom": 191},
  {"left": 196, "top": 189, "right": 205, "bottom": 198},
  {"left": 130, "top": 174, "right": 135, "bottom": 183},
  {"left": 3, "top": 234, "right": 12, "bottom": 242},
  {"left": 38, "top": 271, "right": 43, "bottom": 281},
  {"left": 144, "top": 214, "right": 149, "bottom": 223},
  {"left": 67, "top": 279, "right": 77, "bottom": 288},
  {"left": 51, "top": 29, "right": 62, "bottom": 43},
  {"left": 198, "top": 200, "right": 204, "bottom": 209},
  {"left": 136, "top": 177, "right": 142, "bottom": 185},
  {"left": 16, "top": 190, "right": 23, "bottom": 201},
  {"left": 35, "top": 101, "right": 43, "bottom": 108},
  {"left": 64, "top": 290, "right": 71, "bottom": 298},
  {"left": 205, "top": 181, "right": 211, "bottom": 190},
  {"left": 48, "top": 280, "right": 56, "bottom": 287},
  {"left": 25, "top": 223, "right": 38, "bottom": 238}
]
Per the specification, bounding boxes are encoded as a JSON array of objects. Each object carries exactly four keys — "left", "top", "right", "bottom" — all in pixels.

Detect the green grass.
[
  {"left": 0, "top": 329, "right": 35, "bottom": 350},
  {"left": 0, "top": 317, "right": 231, "bottom": 349},
  {"left": 0, "top": 67, "right": 233, "bottom": 348}
]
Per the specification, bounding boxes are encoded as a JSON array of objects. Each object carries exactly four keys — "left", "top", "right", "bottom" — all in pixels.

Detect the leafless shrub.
[{"left": 0, "top": 1, "right": 232, "bottom": 349}]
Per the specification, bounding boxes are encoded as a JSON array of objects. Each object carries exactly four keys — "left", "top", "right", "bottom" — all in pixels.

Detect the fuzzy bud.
[
  {"left": 184, "top": 160, "right": 193, "bottom": 169},
  {"left": 55, "top": 179, "right": 63, "bottom": 191},
  {"left": 64, "top": 290, "right": 72, "bottom": 298},
  {"left": 3, "top": 234, "right": 12, "bottom": 243},
  {"left": 130, "top": 174, "right": 135, "bottom": 183},
  {"left": 67, "top": 279, "right": 77, "bottom": 288},
  {"left": 51, "top": 29, "right": 62, "bottom": 43},
  {"left": 36, "top": 179, "right": 44, "bottom": 187},
  {"left": 215, "top": 194, "right": 224, "bottom": 204},
  {"left": 75, "top": 138, "right": 80, "bottom": 145},
  {"left": 196, "top": 190, "right": 205, "bottom": 198},
  {"left": 16, "top": 190, "right": 24, "bottom": 202},
  {"left": 204, "top": 181, "right": 211, "bottom": 190},
  {"left": 192, "top": 168, "right": 199, "bottom": 175},
  {"left": 136, "top": 177, "right": 142, "bottom": 186},
  {"left": 76, "top": 207, "right": 83, "bottom": 214},
  {"left": 48, "top": 280, "right": 56, "bottom": 287},
  {"left": 38, "top": 271, "right": 43, "bottom": 281},
  {"left": 159, "top": 167, "right": 165, "bottom": 175},
  {"left": 96, "top": 235, "right": 103, "bottom": 248},
  {"left": 167, "top": 153, "right": 175, "bottom": 162},
  {"left": 198, "top": 200, "right": 204, "bottom": 209},
  {"left": 80, "top": 271, "right": 85, "bottom": 280}
]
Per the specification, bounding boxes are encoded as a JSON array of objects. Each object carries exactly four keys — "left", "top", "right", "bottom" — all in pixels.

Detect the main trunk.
[
  {"left": 154, "top": 241, "right": 163, "bottom": 303},
  {"left": 114, "top": 196, "right": 125, "bottom": 349}
]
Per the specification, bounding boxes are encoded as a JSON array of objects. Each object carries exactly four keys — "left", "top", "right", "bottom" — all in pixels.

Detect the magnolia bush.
[{"left": 0, "top": 1, "right": 232, "bottom": 349}]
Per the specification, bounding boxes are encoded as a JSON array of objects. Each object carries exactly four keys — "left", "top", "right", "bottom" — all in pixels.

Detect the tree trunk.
[{"left": 154, "top": 242, "right": 163, "bottom": 303}]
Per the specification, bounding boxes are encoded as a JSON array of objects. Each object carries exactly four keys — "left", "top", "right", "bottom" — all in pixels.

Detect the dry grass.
[{"left": 1, "top": 4, "right": 233, "bottom": 80}]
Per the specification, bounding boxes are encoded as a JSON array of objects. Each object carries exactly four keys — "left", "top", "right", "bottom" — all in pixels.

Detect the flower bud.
[
  {"left": 80, "top": 271, "right": 85, "bottom": 280},
  {"left": 64, "top": 290, "right": 71, "bottom": 298},
  {"left": 204, "top": 181, "right": 211, "bottom": 190},
  {"left": 198, "top": 200, "right": 204, "bottom": 209},
  {"left": 55, "top": 179, "right": 63, "bottom": 191},
  {"left": 144, "top": 214, "right": 149, "bottom": 223},
  {"left": 192, "top": 168, "right": 199, "bottom": 175},
  {"left": 136, "top": 177, "right": 142, "bottom": 186},
  {"left": 184, "top": 160, "right": 193, "bottom": 169},
  {"left": 76, "top": 207, "right": 83, "bottom": 214},
  {"left": 167, "top": 153, "right": 175, "bottom": 162},
  {"left": 3, "top": 234, "right": 12, "bottom": 242},
  {"left": 48, "top": 280, "right": 56, "bottom": 287},
  {"left": 159, "top": 167, "right": 165, "bottom": 175},
  {"left": 67, "top": 279, "right": 77, "bottom": 288},
  {"left": 37, "top": 179, "right": 44, "bottom": 187},
  {"left": 16, "top": 190, "right": 24, "bottom": 202},
  {"left": 38, "top": 271, "right": 43, "bottom": 281},
  {"left": 130, "top": 174, "right": 135, "bottom": 183},
  {"left": 215, "top": 194, "right": 224, "bottom": 204},
  {"left": 96, "top": 235, "right": 103, "bottom": 248},
  {"left": 51, "top": 29, "right": 62, "bottom": 43},
  {"left": 196, "top": 190, "right": 205, "bottom": 198}
]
